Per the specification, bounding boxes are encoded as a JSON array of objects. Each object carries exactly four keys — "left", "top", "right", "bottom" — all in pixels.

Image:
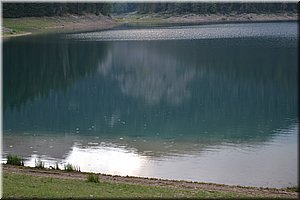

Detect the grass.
[
  {"left": 2, "top": 17, "right": 56, "bottom": 35},
  {"left": 286, "top": 187, "right": 299, "bottom": 192},
  {"left": 64, "top": 163, "right": 80, "bottom": 172},
  {"left": 117, "top": 15, "right": 163, "bottom": 25},
  {"left": 35, "top": 159, "right": 45, "bottom": 169},
  {"left": 87, "top": 173, "right": 100, "bottom": 183},
  {"left": 3, "top": 173, "right": 245, "bottom": 198},
  {"left": 55, "top": 162, "right": 60, "bottom": 170},
  {"left": 6, "top": 154, "right": 24, "bottom": 166}
]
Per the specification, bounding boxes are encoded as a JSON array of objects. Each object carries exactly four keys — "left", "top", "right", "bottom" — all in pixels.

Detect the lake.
[{"left": 3, "top": 22, "right": 298, "bottom": 188}]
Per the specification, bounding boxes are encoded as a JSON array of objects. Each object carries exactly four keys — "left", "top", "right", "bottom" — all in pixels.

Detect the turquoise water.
[{"left": 3, "top": 22, "right": 298, "bottom": 188}]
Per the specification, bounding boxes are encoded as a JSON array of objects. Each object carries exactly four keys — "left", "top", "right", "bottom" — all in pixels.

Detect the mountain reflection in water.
[{"left": 3, "top": 22, "right": 298, "bottom": 188}]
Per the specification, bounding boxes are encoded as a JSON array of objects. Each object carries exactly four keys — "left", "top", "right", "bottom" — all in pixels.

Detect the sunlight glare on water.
[
  {"left": 67, "top": 22, "right": 297, "bottom": 41},
  {"left": 65, "top": 145, "right": 146, "bottom": 175}
]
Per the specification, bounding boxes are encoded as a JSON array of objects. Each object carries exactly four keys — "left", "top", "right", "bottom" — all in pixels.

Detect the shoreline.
[
  {"left": 116, "top": 12, "right": 298, "bottom": 26},
  {"left": 2, "top": 14, "right": 117, "bottom": 39},
  {"left": 2, "top": 164, "right": 298, "bottom": 198},
  {"left": 2, "top": 12, "right": 298, "bottom": 38}
]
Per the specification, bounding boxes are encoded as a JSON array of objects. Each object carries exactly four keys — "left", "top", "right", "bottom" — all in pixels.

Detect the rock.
[{"left": 2, "top": 27, "right": 13, "bottom": 33}]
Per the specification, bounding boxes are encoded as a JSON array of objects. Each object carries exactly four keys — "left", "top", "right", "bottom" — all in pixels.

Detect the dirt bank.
[
  {"left": 3, "top": 164, "right": 298, "bottom": 199},
  {"left": 2, "top": 14, "right": 116, "bottom": 38},
  {"left": 47, "top": 14, "right": 116, "bottom": 32},
  {"left": 115, "top": 12, "right": 298, "bottom": 26},
  {"left": 165, "top": 12, "right": 298, "bottom": 24}
]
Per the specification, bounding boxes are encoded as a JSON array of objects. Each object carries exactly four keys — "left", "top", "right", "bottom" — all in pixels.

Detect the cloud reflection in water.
[{"left": 65, "top": 144, "right": 146, "bottom": 175}]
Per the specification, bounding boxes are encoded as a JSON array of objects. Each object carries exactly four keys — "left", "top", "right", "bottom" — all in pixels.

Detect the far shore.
[
  {"left": 2, "top": 164, "right": 299, "bottom": 198},
  {"left": 2, "top": 14, "right": 116, "bottom": 38},
  {"left": 2, "top": 12, "right": 298, "bottom": 38}
]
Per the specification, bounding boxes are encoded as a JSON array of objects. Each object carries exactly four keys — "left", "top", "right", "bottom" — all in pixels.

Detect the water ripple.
[{"left": 66, "top": 22, "right": 297, "bottom": 41}]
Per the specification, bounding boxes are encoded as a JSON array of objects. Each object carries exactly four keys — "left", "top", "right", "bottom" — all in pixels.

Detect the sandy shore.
[{"left": 3, "top": 164, "right": 298, "bottom": 198}]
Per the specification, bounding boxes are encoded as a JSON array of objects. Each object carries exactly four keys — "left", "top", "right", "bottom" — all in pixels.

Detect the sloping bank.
[
  {"left": 115, "top": 12, "right": 298, "bottom": 27},
  {"left": 2, "top": 14, "right": 116, "bottom": 38},
  {"left": 2, "top": 12, "right": 298, "bottom": 38},
  {"left": 2, "top": 165, "right": 298, "bottom": 199}
]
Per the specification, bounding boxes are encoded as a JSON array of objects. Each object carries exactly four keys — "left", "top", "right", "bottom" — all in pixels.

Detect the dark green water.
[{"left": 3, "top": 22, "right": 298, "bottom": 188}]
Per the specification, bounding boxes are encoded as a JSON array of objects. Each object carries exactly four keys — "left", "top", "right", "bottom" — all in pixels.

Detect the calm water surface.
[{"left": 3, "top": 22, "right": 298, "bottom": 188}]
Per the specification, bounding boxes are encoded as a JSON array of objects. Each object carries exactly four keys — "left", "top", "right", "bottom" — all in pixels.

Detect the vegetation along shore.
[
  {"left": 2, "top": 164, "right": 299, "bottom": 199},
  {"left": 2, "top": 154, "right": 298, "bottom": 198},
  {"left": 2, "top": 2, "right": 298, "bottom": 38}
]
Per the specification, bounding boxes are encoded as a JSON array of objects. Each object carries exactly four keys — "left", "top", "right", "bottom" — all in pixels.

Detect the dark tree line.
[
  {"left": 3, "top": 3, "right": 112, "bottom": 18},
  {"left": 111, "top": 3, "right": 138, "bottom": 14},
  {"left": 113, "top": 3, "right": 297, "bottom": 15},
  {"left": 3, "top": 3, "right": 298, "bottom": 18}
]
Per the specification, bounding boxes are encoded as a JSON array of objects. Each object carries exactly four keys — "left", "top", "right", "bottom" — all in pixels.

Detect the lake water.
[{"left": 3, "top": 22, "right": 298, "bottom": 188}]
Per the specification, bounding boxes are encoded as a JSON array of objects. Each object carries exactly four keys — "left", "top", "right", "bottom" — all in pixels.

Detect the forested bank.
[
  {"left": 3, "top": 2, "right": 298, "bottom": 18},
  {"left": 113, "top": 3, "right": 298, "bottom": 14},
  {"left": 2, "top": 3, "right": 112, "bottom": 18}
]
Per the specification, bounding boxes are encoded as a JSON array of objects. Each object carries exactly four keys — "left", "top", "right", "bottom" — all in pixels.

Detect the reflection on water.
[
  {"left": 101, "top": 42, "right": 196, "bottom": 106},
  {"left": 3, "top": 124, "right": 297, "bottom": 188},
  {"left": 66, "top": 145, "right": 145, "bottom": 175},
  {"left": 3, "top": 22, "right": 298, "bottom": 188},
  {"left": 68, "top": 22, "right": 297, "bottom": 41}
]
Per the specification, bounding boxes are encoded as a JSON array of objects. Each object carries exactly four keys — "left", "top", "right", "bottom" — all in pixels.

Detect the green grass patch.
[
  {"left": 64, "top": 163, "right": 80, "bottom": 172},
  {"left": 6, "top": 154, "right": 24, "bottom": 166},
  {"left": 87, "top": 173, "right": 99, "bottom": 183},
  {"left": 3, "top": 173, "right": 245, "bottom": 198},
  {"left": 3, "top": 17, "right": 56, "bottom": 33},
  {"left": 286, "top": 186, "right": 299, "bottom": 192}
]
